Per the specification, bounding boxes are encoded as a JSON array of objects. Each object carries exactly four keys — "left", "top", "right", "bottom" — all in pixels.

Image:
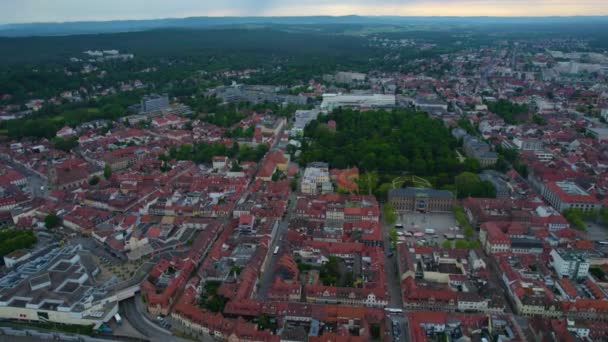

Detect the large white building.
[
  {"left": 550, "top": 249, "right": 590, "bottom": 279},
  {"left": 320, "top": 94, "right": 396, "bottom": 111},
  {"left": 0, "top": 245, "right": 119, "bottom": 327}
]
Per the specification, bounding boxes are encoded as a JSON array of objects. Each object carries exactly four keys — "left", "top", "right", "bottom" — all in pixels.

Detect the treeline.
[
  {"left": 486, "top": 99, "right": 529, "bottom": 124},
  {"left": 0, "top": 229, "right": 37, "bottom": 265},
  {"left": 1, "top": 90, "right": 144, "bottom": 139},
  {"left": 163, "top": 142, "right": 268, "bottom": 164},
  {"left": 563, "top": 208, "right": 608, "bottom": 231}
]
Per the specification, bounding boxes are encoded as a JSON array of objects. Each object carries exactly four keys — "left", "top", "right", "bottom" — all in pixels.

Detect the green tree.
[
  {"left": 358, "top": 172, "right": 379, "bottom": 196},
  {"left": 383, "top": 203, "right": 397, "bottom": 226},
  {"left": 52, "top": 136, "right": 78, "bottom": 152},
  {"left": 442, "top": 240, "right": 453, "bottom": 249},
  {"left": 455, "top": 239, "right": 469, "bottom": 249},
  {"left": 89, "top": 175, "right": 100, "bottom": 186},
  {"left": 455, "top": 172, "right": 496, "bottom": 198},
  {"left": 103, "top": 164, "right": 112, "bottom": 180},
  {"left": 44, "top": 214, "right": 60, "bottom": 229}
]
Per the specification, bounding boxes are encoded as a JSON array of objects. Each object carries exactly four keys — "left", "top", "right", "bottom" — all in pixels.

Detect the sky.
[{"left": 1, "top": 0, "right": 608, "bottom": 24}]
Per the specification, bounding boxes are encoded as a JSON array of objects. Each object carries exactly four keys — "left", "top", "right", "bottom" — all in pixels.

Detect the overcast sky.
[{"left": 2, "top": 0, "right": 607, "bottom": 24}]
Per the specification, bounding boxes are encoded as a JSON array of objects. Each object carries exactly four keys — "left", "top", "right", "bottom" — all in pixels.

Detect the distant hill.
[{"left": 2, "top": 15, "right": 608, "bottom": 37}]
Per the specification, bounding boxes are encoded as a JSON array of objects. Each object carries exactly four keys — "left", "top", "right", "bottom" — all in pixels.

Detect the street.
[
  {"left": 0, "top": 156, "right": 48, "bottom": 198},
  {"left": 381, "top": 205, "right": 407, "bottom": 342},
  {"left": 257, "top": 191, "right": 297, "bottom": 299},
  {"left": 121, "top": 297, "right": 190, "bottom": 342}
]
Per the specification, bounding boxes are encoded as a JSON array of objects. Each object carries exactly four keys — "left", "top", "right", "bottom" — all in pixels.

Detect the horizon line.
[{"left": 3, "top": 14, "right": 608, "bottom": 26}]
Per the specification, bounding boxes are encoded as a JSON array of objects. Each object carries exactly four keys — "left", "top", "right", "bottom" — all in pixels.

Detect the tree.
[
  {"left": 442, "top": 240, "right": 453, "bottom": 249},
  {"left": 357, "top": 172, "right": 379, "bottom": 196},
  {"left": 383, "top": 203, "right": 397, "bottom": 226},
  {"left": 370, "top": 323, "right": 381, "bottom": 340},
  {"left": 563, "top": 208, "right": 586, "bottom": 231},
  {"left": 290, "top": 175, "right": 299, "bottom": 192},
  {"left": 89, "top": 175, "right": 100, "bottom": 186},
  {"left": 455, "top": 172, "right": 496, "bottom": 199},
  {"left": 52, "top": 136, "right": 78, "bottom": 152},
  {"left": 103, "top": 164, "right": 112, "bottom": 180},
  {"left": 44, "top": 214, "right": 60, "bottom": 229},
  {"left": 389, "top": 228, "right": 398, "bottom": 248},
  {"left": 455, "top": 240, "right": 469, "bottom": 249}
]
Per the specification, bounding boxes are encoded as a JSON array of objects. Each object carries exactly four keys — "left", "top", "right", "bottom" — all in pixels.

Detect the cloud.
[{"left": 1, "top": 0, "right": 607, "bottom": 24}]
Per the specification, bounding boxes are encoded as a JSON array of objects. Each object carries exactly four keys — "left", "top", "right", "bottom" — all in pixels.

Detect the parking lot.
[{"left": 394, "top": 211, "right": 459, "bottom": 246}]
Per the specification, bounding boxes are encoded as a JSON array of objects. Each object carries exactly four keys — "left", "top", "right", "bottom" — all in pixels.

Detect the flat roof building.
[
  {"left": 321, "top": 94, "right": 396, "bottom": 111},
  {"left": 0, "top": 245, "right": 118, "bottom": 327}
]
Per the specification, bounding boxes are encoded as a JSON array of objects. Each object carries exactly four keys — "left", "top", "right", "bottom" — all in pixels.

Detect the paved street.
[
  {"left": 258, "top": 191, "right": 297, "bottom": 299},
  {"left": 121, "top": 297, "right": 189, "bottom": 342},
  {"left": 0, "top": 157, "right": 48, "bottom": 198},
  {"left": 381, "top": 205, "right": 407, "bottom": 342}
]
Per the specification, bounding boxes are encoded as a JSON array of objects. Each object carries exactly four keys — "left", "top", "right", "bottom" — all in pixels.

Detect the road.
[
  {"left": 257, "top": 191, "right": 297, "bottom": 299},
  {"left": 121, "top": 298, "right": 190, "bottom": 342},
  {"left": 0, "top": 156, "right": 48, "bottom": 198},
  {"left": 381, "top": 204, "right": 407, "bottom": 342}
]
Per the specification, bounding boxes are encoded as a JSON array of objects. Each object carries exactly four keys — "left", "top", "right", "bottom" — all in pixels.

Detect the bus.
[
  {"left": 273, "top": 246, "right": 280, "bottom": 255},
  {"left": 385, "top": 308, "right": 404, "bottom": 314}
]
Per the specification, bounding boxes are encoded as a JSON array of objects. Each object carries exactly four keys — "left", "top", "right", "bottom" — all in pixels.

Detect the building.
[
  {"left": 301, "top": 163, "right": 332, "bottom": 195},
  {"left": 141, "top": 94, "right": 170, "bottom": 114},
  {"left": 292, "top": 109, "right": 321, "bottom": 135},
  {"left": 587, "top": 127, "right": 608, "bottom": 142},
  {"left": 320, "top": 94, "right": 396, "bottom": 111},
  {"left": 3, "top": 250, "right": 32, "bottom": 268},
  {"left": 0, "top": 245, "right": 118, "bottom": 327},
  {"left": 479, "top": 170, "right": 510, "bottom": 198},
  {"left": 512, "top": 137, "right": 543, "bottom": 151},
  {"left": 479, "top": 222, "right": 511, "bottom": 254},
  {"left": 388, "top": 187, "right": 455, "bottom": 213},
  {"left": 542, "top": 181, "right": 601, "bottom": 212},
  {"left": 413, "top": 97, "right": 448, "bottom": 112},
  {"left": 334, "top": 72, "right": 367, "bottom": 85},
  {"left": 462, "top": 134, "right": 498, "bottom": 167},
  {"left": 550, "top": 249, "right": 590, "bottom": 279}
]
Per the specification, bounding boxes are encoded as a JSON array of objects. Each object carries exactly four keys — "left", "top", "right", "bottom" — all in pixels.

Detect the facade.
[
  {"left": 542, "top": 181, "right": 601, "bottom": 212},
  {"left": 479, "top": 223, "right": 511, "bottom": 254},
  {"left": 301, "top": 163, "right": 332, "bottom": 195},
  {"left": 513, "top": 137, "right": 543, "bottom": 151},
  {"left": 388, "top": 187, "right": 455, "bottom": 213},
  {"left": 320, "top": 94, "right": 396, "bottom": 111},
  {"left": 550, "top": 249, "right": 590, "bottom": 279}
]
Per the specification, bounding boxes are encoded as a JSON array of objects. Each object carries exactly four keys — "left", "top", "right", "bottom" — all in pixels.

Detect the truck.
[
  {"left": 424, "top": 228, "right": 435, "bottom": 235},
  {"left": 114, "top": 313, "right": 122, "bottom": 326}
]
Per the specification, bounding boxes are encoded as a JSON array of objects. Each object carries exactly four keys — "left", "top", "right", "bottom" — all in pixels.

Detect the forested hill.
[
  {"left": 0, "top": 28, "right": 375, "bottom": 65},
  {"left": 3, "top": 15, "right": 608, "bottom": 37}
]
